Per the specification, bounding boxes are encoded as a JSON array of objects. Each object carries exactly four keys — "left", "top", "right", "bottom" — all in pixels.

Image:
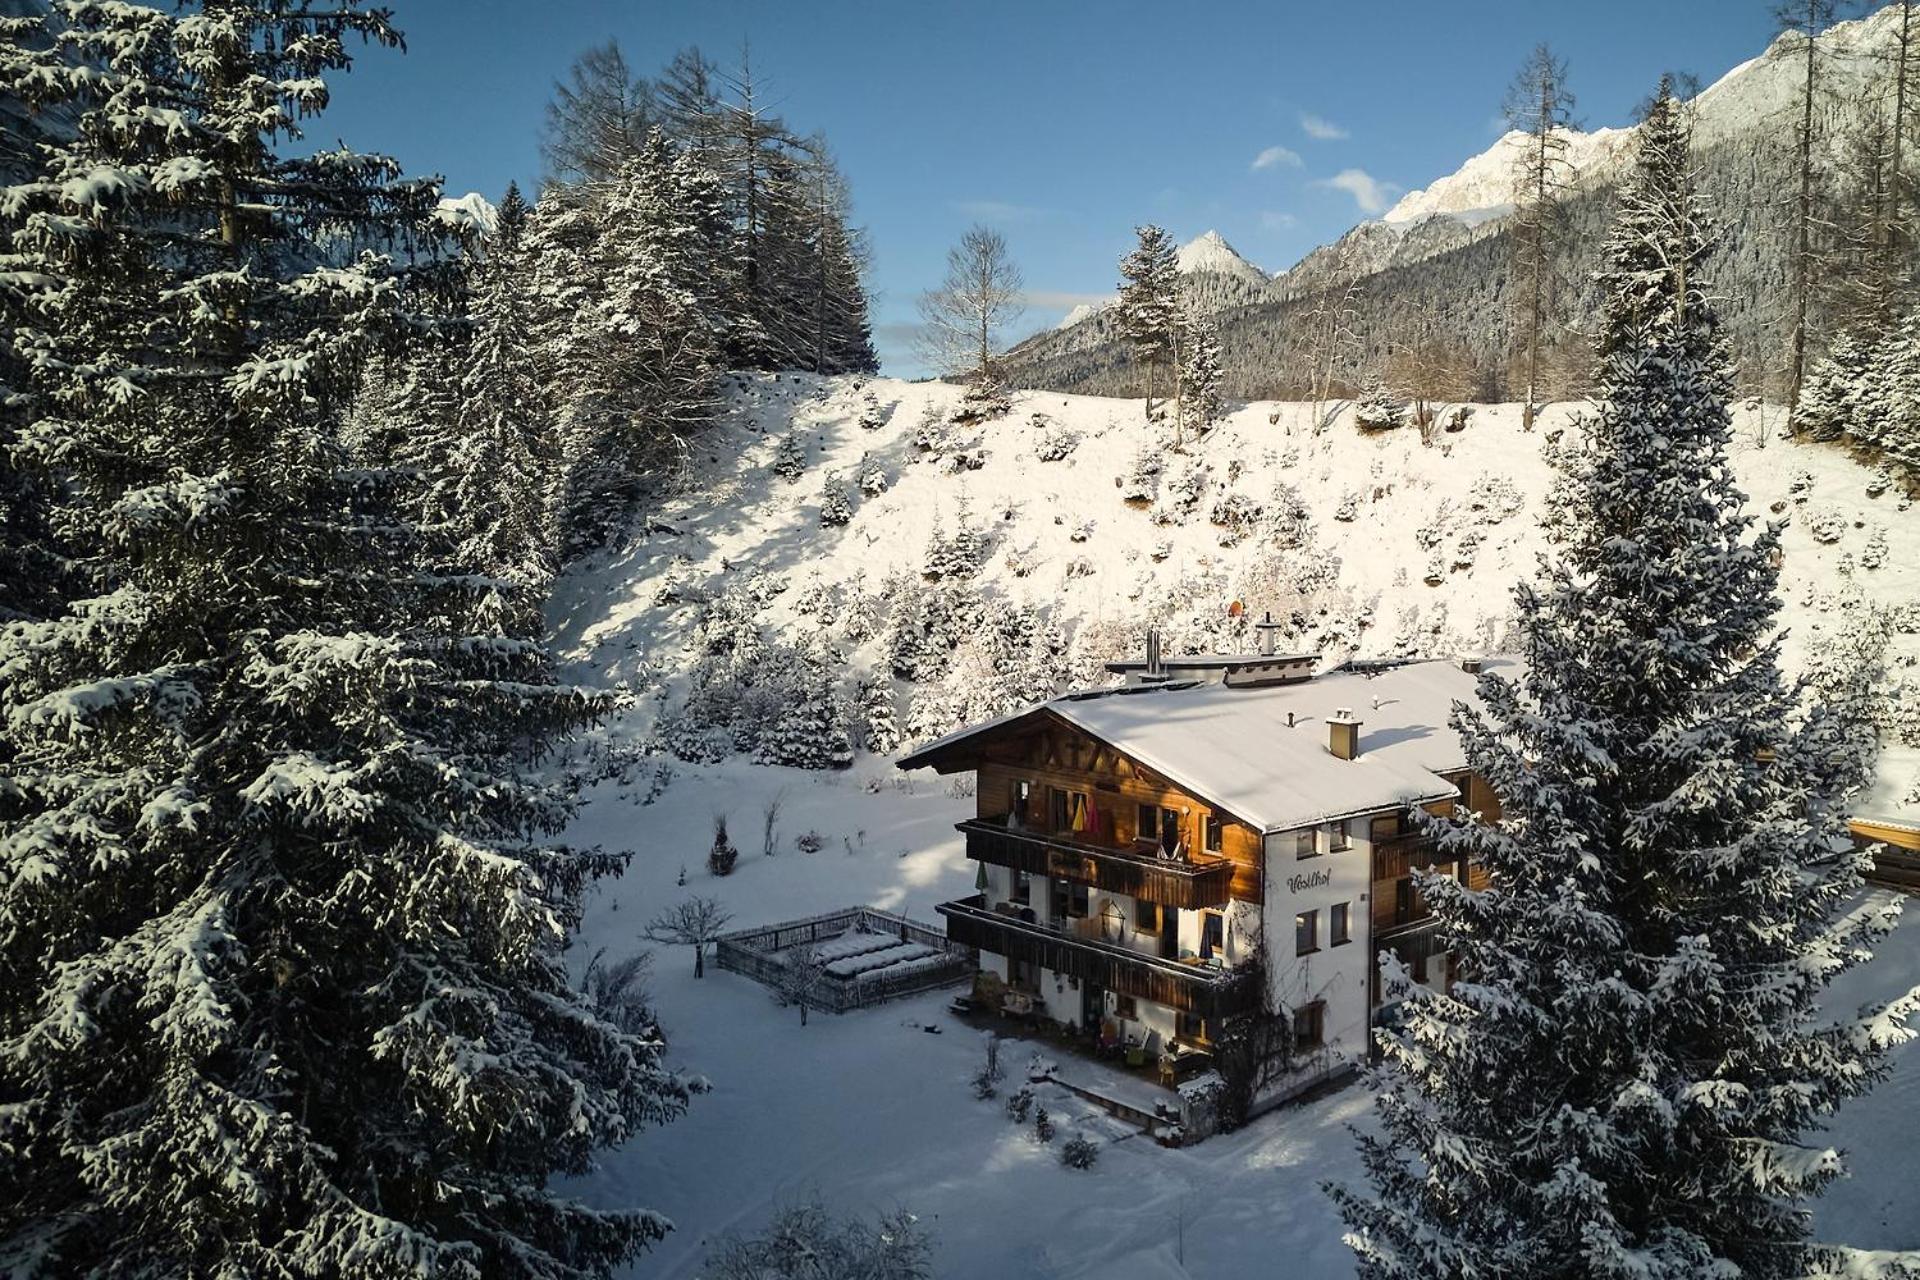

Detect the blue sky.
[{"left": 320, "top": 0, "right": 1786, "bottom": 374}]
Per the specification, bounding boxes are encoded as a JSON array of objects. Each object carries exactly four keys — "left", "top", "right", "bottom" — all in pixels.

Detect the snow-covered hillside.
[
  {"left": 546, "top": 374, "right": 1920, "bottom": 1276},
  {"left": 550, "top": 374, "right": 1920, "bottom": 821}
]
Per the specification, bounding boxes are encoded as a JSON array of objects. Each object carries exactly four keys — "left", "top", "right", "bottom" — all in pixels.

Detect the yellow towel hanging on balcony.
[{"left": 1071, "top": 794, "right": 1088, "bottom": 833}]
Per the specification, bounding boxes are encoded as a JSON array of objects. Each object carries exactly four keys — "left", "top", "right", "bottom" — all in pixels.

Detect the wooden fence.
[{"left": 714, "top": 905, "right": 974, "bottom": 1014}]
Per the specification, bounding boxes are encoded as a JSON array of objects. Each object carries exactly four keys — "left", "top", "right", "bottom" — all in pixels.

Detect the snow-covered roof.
[{"left": 900, "top": 659, "right": 1505, "bottom": 833}]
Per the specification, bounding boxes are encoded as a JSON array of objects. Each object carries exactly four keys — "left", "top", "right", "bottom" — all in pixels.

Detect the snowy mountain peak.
[
  {"left": 1177, "top": 229, "right": 1269, "bottom": 285},
  {"left": 1380, "top": 126, "right": 1631, "bottom": 227},
  {"left": 435, "top": 191, "right": 499, "bottom": 237}
]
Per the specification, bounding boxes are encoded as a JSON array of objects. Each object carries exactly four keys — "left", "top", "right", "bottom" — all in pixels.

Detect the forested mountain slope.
[{"left": 1006, "top": 4, "right": 1914, "bottom": 400}]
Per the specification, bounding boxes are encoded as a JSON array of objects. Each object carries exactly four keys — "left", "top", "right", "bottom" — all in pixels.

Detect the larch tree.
[
  {"left": 0, "top": 4, "right": 690, "bottom": 1276},
  {"left": 1115, "top": 224, "right": 1182, "bottom": 431},
  {"left": 1503, "top": 43, "right": 1577, "bottom": 431},
  {"left": 917, "top": 224, "right": 1027, "bottom": 385},
  {"left": 541, "top": 39, "right": 657, "bottom": 188},
  {"left": 1777, "top": 0, "right": 1841, "bottom": 412},
  {"left": 1329, "top": 81, "right": 1920, "bottom": 1280}
]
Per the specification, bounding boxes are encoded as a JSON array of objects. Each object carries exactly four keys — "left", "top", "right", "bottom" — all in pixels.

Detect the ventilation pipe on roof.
[
  {"left": 1141, "top": 628, "right": 1169, "bottom": 684},
  {"left": 1255, "top": 611, "right": 1281, "bottom": 657},
  {"left": 1461, "top": 656, "right": 1484, "bottom": 675},
  {"left": 1328, "top": 708, "right": 1363, "bottom": 760}
]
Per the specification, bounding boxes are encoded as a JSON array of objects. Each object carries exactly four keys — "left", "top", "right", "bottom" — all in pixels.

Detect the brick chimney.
[{"left": 1327, "top": 708, "right": 1362, "bottom": 760}]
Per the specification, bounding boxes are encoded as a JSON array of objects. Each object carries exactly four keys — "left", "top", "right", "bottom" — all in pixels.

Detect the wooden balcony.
[
  {"left": 937, "top": 894, "right": 1254, "bottom": 1019},
  {"left": 959, "top": 818, "right": 1236, "bottom": 910}
]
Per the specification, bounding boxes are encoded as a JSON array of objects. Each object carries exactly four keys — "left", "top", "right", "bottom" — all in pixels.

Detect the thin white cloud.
[
  {"left": 1261, "top": 210, "right": 1300, "bottom": 231},
  {"left": 1299, "top": 112, "right": 1349, "bottom": 141},
  {"left": 1314, "top": 168, "right": 1397, "bottom": 215},
  {"left": 953, "top": 199, "right": 1054, "bottom": 223},
  {"left": 1251, "top": 144, "right": 1303, "bottom": 172}
]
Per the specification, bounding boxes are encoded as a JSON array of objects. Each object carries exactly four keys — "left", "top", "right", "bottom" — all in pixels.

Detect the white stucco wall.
[{"left": 1264, "top": 817, "right": 1372, "bottom": 1078}]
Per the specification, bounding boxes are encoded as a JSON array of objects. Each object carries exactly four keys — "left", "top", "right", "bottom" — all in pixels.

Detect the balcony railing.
[
  {"left": 959, "top": 818, "right": 1237, "bottom": 910},
  {"left": 937, "top": 893, "right": 1254, "bottom": 1019}
]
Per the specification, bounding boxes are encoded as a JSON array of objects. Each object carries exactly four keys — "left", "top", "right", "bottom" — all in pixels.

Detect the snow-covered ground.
[
  {"left": 559, "top": 759, "right": 1920, "bottom": 1278},
  {"left": 544, "top": 376, "right": 1920, "bottom": 1275}
]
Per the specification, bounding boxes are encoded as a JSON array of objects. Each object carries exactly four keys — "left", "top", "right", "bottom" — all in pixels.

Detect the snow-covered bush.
[
  {"left": 923, "top": 508, "right": 989, "bottom": 581},
  {"left": 858, "top": 391, "right": 892, "bottom": 431},
  {"left": 858, "top": 456, "right": 889, "bottom": 496},
  {"left": 1152, "top": 458, "right": 1209, "bottom": 525},
  {"left": 774, "top": 432, "right": 808, "bottom": 482},
  {"left": 1354, "top": 384, "right": 1407, "bottom": 430},
  {"left": 1032, "top": 1106, "right": 1055, "bottom": 1144},
  {"left": 1804, "top": 505, "right": 1847, "bottom": 545},
  {"left": 795, "top": 829, "right": 826, "bottom": 855},
  {"left": 1069, "top": 519, "right": 1095, "bottom": 543},
  {"left": 819, "top": 472, "right": 852, "bottom": 526},
  {"left": 952, "top": 375, "right": 1012, "bottom": 424},
  {"left": 1788, "top": 469, "right": 1816, "bottom": 504},
  {"left": 1005, "top": 1086, "right": 1034, "bottom": 1123},
  {"left": 1468, "top": 472, "right": 1525, "bottom": 523},
  {"left": 971, "top": 1034, "right": 1004, "bottom": 1099},
  {"left": 1266, "top": 481, "right": 1314, "bottom": 550},
  {"left": 912, "top": 404, "right": 954, "bottom": 455},
  {"left": 1210, "top": 491, "right": 1263, "bottom": 546},
  {"left": 1334, "top": 490, "right": 1360, "bottom": 523},
  {"left": 708, "top": 815, "right": 740, "bottom": 876},
  {"left": 1120, "top": 445, "right": 1161, "bottom": 506},
  {"left": 1862, "top": 525, "right": 1889, "bottom": 570},
  {"left": 1035, "top": 424, "right": 1080, "bottom": 461},
  {"left": 1064, "top": 556, "right": 1095, "bottom": 580},
  {"left": 943, "top": 446, "right": 989, "bottom": 473},
  {"left": 1060, "top": 1134, "right": 1099, "bottom": 1169},
  {"left": 702, "top": 1200, "right": 932, "bottom": 1280}
]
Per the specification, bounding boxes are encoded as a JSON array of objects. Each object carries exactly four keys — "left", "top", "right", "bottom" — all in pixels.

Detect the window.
[
  {"left": 1331, "top": 902, "right": 1351, "bottom": 946},
  {"left": 1292, "top": 1001, "right": 1325, "bottom": 1052},
  {"left": 1294, "top": 829, "right": 1318, "bottom": 859},
  {"left": 1295, "top": 909, "right": 1318, "bottom": 956},
  {"left": 1135, "top": 803, "right": 1157, "bottom": 841},
  {"left": 1011, "top": 778, "right": 1031, "bottom": 820},
  {"left": 1069, "top": 882, "right": 1089, "bottom": 918},
  {"left": 1201, "top": 910, "right": 1224, "bottom": 959},
  {"left": 1395, "top": 879, "right": 1413, "bottom": 926},
  {"left": 1328, "top": 821, "right": 1352, "bottom": 853},
  {"left": 1012, "top": 868, "right": 1031, "bottom": 904},
  {"left": 1178, "top": 1010, "right": 1211, "bottom": 1044},
  {"left": 1050, "top": 787, "right": 1087, "bottom": 834},
  {"left": 1204, "top": 814, "right": 1223, "bottom": 854},
  {"left": 1135, "top": 900, "right": 1160, "bottom": 934},
  {"left": 1115, "top": 994, "right": 1137, "bottom": 1019},
  {"left": 1370, "top": 813, "right": 1402, "bottom": 842}
]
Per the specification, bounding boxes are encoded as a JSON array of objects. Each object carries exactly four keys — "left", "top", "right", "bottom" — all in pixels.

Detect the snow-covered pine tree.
[
  {"left": 437, "top": 211, "right": 555, "bottom": 624},
  {"left": 557, "top": 130, "right": 720, "bottom": 556},
  {"left": 1352, "top": 382, "right": 1407, "bottom": 430},
  {"left": 1176, "top": 302, "right": 1225, "bottom": 438},
  {"left": 0, "top": 6, "right": 689, "bottom": 1275},
  {"left": 858, "top": 672, "right": 902, "bottom": 755},
  {"left": 1115, "top": 224, "right": 1181, "bottom": 427},
  {"left": 1329, "top": 82, "right": 1920, "bottom": 1280},
  {"left": 818, "top": 471, "right": 853, "bottom": 526},
  {"left": 758, "top": 642, "right": 853, "bottom": 770},
  {"left": 775, "top": 430, "right": 809, "bottom": 482}
]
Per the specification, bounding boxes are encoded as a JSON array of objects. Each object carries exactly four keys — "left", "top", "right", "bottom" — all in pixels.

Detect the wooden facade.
[
  {"left": 969, "top": 711, "right": 1264, "bottom": 905},
  {"left": 960, "top": 820, "right": 1236, "bottom": 910},
  {"left": 939, "top": 894, "right": 1253, "bottom": 1019}
]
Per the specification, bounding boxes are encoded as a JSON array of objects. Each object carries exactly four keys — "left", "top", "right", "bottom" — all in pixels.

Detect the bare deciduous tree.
[
  {"left": 645, "top": 896, "right": 734, "bottom": 978},
  {"left": 775, "top": 942, "right": 830, "bottom": 1025},
  {"left": 1504, "top": 43, "right": 1577, "bottom": 430},
  {"left": 918, "top": 225, "right": 1026, "bottom": 383},
  {"left": 542, "top": 40, "right": 656, "bottom": 187}
]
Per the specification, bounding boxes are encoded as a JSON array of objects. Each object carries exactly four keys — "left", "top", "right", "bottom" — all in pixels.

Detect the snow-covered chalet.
[{"left": 898, "top": 622, "right": 1501, "bottom": 1108}]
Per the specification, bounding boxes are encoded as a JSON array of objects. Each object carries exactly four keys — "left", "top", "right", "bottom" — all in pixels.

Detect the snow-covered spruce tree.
[
  {"left": 1352, "top": 382, "right": 1407, "bottom": 430},
  {"left": 0, "top": 6, "right": 689, "bottom": 1276},
  {"left": 431, "top": 212, "right": 555, "bottom": 627},
  {"left": 757, "top": 643, "right": 853, "bottom": 770},
  {"left": 858, "top": 673, "right": 902, "bottom": 755},
  {"left": 1115, "top": 224, "right": 1181, "bottom": 428},
  {"left": 818, "top": 471, "right": 852, "bottom": 526},
  {"left": 1176, "top": 301, "right": 1224, "bottom": 438},
  {"left": 556, "top": 131, "right": 721, "bottom": 556},
  {"left": 1329, "top": 84, "right": 1920, "bottom": 1280},
  {"left": 774, "top": 431, "right": 808, "bottom": 483}
]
